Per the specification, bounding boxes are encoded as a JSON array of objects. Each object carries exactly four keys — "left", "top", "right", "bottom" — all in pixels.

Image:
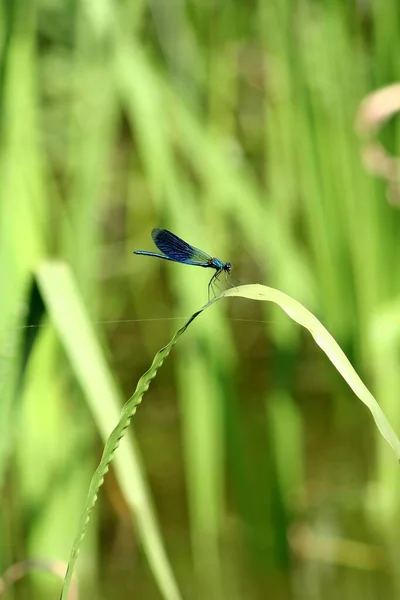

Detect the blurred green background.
[{"left": 1, "top": 0, "right": 400, "bottom": 598}]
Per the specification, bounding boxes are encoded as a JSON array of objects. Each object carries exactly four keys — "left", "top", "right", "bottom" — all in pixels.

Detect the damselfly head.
[{"left": 224, "top": 262, "right": 232, "bottom": 273}]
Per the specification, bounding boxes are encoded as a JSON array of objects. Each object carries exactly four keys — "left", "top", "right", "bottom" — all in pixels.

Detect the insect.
[{"left": 134, "top": 228, "right": 233, "bottom": 299}]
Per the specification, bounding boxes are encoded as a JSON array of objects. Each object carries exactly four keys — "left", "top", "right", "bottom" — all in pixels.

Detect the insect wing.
[{"left": 152, "top": 228, "right": 212, "bottom": 266}]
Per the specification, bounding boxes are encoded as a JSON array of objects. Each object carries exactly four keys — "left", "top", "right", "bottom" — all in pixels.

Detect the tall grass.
[{"left": 1, "top": 0, "right": 400, "bottom": 599}]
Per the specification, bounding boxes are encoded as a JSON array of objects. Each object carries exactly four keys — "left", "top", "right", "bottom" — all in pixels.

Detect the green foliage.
[
  {"left": 51, "top": 279, "right": 399, "bottom": 599},
  {"left": 1, "top": 0, "right": 400, "bottom": 599}
]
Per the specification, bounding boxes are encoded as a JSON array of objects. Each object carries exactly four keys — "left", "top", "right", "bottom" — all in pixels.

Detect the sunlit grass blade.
[{"left": 222, "top": 284, "right": 400, "bottom": 459}]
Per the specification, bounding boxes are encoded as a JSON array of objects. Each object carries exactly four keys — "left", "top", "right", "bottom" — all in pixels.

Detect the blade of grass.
[{"left": 223, "top": 284, "right": 400, "bottom": 459}]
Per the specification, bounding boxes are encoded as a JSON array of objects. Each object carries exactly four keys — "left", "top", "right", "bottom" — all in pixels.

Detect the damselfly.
[{"left": 134, "top": 228, "right": 233, "bottom": 299}]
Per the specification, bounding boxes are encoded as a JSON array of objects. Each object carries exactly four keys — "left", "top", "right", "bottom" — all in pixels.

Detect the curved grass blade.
[{"left": 223, "top": 284, "right": 400, "bottom": 460}]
